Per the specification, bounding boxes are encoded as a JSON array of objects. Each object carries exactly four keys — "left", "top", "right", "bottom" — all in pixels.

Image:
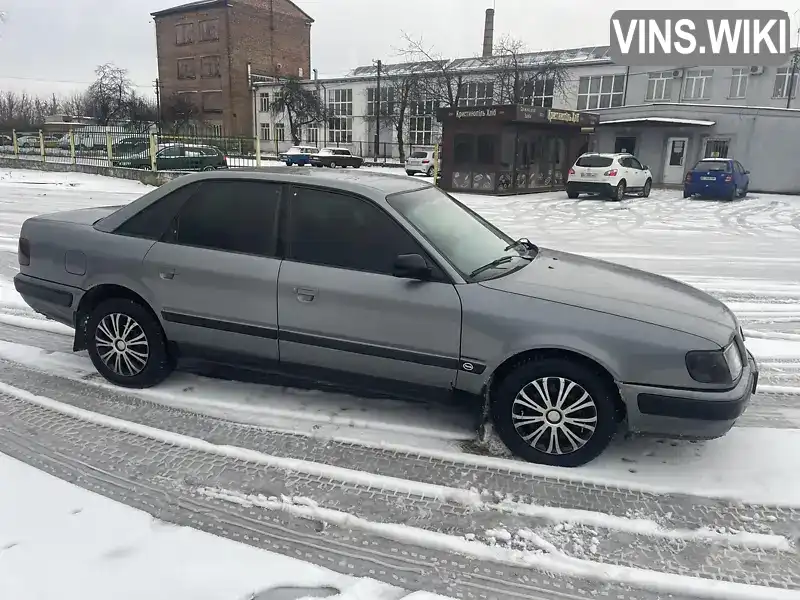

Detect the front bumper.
[{"left": 619, "top": 353, "right": 758, "bottom": 440}]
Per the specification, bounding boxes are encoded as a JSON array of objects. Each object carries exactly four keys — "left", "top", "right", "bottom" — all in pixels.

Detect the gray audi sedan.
[{"left": 14, "top": 169, "right": 758, "bottom": 466}]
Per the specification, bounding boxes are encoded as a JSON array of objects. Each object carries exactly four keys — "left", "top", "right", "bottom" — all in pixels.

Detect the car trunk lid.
[{"left": 34, "top": 205, "right": 124, "bottom": 226}]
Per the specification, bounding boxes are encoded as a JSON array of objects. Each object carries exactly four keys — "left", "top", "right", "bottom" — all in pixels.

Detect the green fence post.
[
  {"left": 149, "top": 133, "right": 157, "bottom": 172},
  {"left": 106, "top": 131, "right": 113, "bottom": 165},
  {"left": 69, "top": 129, "right": 76, "bottom": 165},
  {"left": 255, "top": 135, "right": 262, "bottom": 168},
  {"left": 39, "top": 130, "right": 45, "bottom": 163},
  {"left": 12, "top": 130, "right": 18, "bottom": 160}
]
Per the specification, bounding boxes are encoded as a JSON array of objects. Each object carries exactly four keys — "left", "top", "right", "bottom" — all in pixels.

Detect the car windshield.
[
  {"left": 387, "top": 186, "right": 530, "bottom": 279},
  {"left": 410, "top": 151, "right": 428, "bottom": 158},
  {"left": 695, "top": 160, "right": 731, "bottom": 172}
]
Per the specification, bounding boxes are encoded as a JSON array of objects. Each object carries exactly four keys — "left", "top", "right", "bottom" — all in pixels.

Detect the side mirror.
[
  {"left": 393, "top": 253, "right": 431, "bottom": 279},
  {"left": 642, "top": 165, "right": 649, "bottom": 170},
  {"left": 744, "top": 170, "right": 750, "bottom": 174}
]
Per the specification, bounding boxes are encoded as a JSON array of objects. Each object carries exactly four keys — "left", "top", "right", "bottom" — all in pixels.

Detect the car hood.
[
  {"left": 34, "top": 205, "right": 125, "bottom": 226},
  {"left": 479, "top": 248, "right": 737, "bottom": 346}
]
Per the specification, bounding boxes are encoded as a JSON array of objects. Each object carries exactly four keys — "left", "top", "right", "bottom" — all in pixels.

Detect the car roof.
[{"left": 697, "top": 157, "right": 733, "bottom": 161}]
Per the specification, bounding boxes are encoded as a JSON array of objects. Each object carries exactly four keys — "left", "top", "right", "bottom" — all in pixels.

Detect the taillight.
[
  {"left": 422, "top": 159, "right": 430, "bottom": 163},
  {"left": 604, "top": 169, "right": 618, "bottom": 177},
  {"left": 18, "top": 238, "right": 30, "bottom": 266},
  {"left": 569, "top": 168, "right": 575, "bottom": 175},
  {"left": 224, "top": 156, "right": 229, "bottom": 164}
]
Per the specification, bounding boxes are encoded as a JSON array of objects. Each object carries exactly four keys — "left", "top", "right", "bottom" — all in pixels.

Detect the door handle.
[
  {"left": 159, "top": 269, "right": 176, "bottom": 280},
  {"left": 294, "top": 287, "right": 317, "bottom": 302}
]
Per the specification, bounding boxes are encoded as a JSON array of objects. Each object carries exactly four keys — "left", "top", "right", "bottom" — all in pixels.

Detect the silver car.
[{"left": 14, "top": 169, "right": 758, "bottom": 466}]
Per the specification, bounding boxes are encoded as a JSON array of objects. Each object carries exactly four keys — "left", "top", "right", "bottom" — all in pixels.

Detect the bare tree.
[
  {"left": 127, "top": 93, "right": 158, "bottom": 129},
  {"left": 371, "top": 73, "right": 421, "bottom": 162},
  {"left": 61, "top": 91, "right": 91, "bottom": 118},
  {"left": 86, "top": 63, "right": 133, "bottom": 125},
  {"left": 398, "top": 33, "right": 468, "bottom": 109},
  {"left": 490, "top": 35, "right": 570, "bottom": 105},
  {"left": 161, "top": 92, "right": 201, "bottom": 134},
  {"left": 270, "top": 77, "right": 326, "bottom": 145}
]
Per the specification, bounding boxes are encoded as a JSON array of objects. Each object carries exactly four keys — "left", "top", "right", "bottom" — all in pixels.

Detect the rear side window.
[
  {"left": 114, "top": 183, "right": 198, "bottom": 240},
  {"left": 410, "top": 151, "right": 428, "bottom": 158},
  {"left": 171, "top": 180, "right": 281, "bottom": 256},
  {"left": 694, "top": 160, "right": 731, "bottom": 172},
  {"left": 575, "top": 155, "right": 613, "bottom": 168}
]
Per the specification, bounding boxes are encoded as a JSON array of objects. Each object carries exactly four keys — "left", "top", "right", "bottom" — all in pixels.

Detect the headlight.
[{"left": 686, "top": 342, "right": 743, "bottom": 384}]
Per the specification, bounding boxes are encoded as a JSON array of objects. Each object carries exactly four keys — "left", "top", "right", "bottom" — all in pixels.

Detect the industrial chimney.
[{"left": 482, "top": 8, "right": 495, "bottom": 57}]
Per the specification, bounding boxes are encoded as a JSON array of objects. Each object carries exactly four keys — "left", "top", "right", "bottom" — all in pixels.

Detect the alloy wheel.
[
  {"left": 94, "top": 313, "right": 150, "bottom": 377},
  {"left": 511, "top": 377, "right": 598, "bottom": 455}
]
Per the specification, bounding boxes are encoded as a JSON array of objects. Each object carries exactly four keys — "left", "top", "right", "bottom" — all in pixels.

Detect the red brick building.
[{"left": 152, "top": 0, "right": 313, "bottom": 136}]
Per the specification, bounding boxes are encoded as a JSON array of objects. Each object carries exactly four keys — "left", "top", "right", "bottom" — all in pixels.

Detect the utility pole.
[
  {"left": 154, "top": 79, "right": 162, "bottom": 136},
  {"left": 788, "top": 48, "right": 799, "bottom": 109},
  {"left": 374, "top": 59, "right": 382, "bottom": 161}
]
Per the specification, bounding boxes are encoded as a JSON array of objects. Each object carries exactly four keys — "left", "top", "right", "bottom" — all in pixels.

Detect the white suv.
[
  {"left": 406, "top": 149, "right": 436, "bottom": 177},
  {"left": 566, "top": 153, "right": 653, "bottom": 201}
]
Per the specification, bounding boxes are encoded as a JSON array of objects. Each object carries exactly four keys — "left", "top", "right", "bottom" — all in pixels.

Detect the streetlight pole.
[{"left": 374, "top": 59, "right": 382, "bottom": 161}]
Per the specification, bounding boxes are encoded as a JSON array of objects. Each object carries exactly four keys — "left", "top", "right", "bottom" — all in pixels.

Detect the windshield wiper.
[
  {"left": 504, "top": 237, "right": 539, "bottom": 255},
  {"left": 469, "top": 256, "right": 518, "bottom": 278}
]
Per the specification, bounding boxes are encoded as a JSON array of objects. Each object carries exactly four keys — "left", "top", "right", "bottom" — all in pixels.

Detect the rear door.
[
  {"left": 156, "top": 146, "right": 185, "bottom": 170},
  {"left": 276, "top": 185, "right": 463, "bottom": 392},
  {"left": 141, "top": 179, "right": 283, "bottom": 362}
]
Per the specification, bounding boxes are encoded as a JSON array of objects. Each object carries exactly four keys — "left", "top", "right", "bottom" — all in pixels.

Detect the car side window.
[
  {"left": 169, "top": 180, "right": 281, "bottom": 256},
  {"left": 286, "top": 186, "right": 437, "bottom": 277},
  {"left": 114, "top": 183, "right": 199, "bottom": 240},
  {"left": 159, "top": 146, "right": 183, "bottom": 157},
  {"left": 618, "top": 157, "right": 630, "bottom": 168},
  {"left": 629, "top": 157, "right": 644, "bottom": 170}
]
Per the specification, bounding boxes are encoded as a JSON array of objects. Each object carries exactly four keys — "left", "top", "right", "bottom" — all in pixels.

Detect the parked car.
[
  {"left": 111, "top": 143, "right": 228, "bottom": 171},
  {"left": 112, "top": 136, "right": 151, "bottom": 158},
  {"left": 684, "top": 158, "right": 750, "bottom": 200},
  {"left": 14, "top": 169, "right": 757, "bottom": 467},
  {"left": 16, "top": 135, "right": 40, "bottom": 148},
  {"left": 405, "top": 149, "right": 436, "bottom": 177},
  {"left": 0, "top": 134, "right": 12, "bottom": 147},
  {"left": 311, "top": 147, "right": 363, "bottom": 168},
  {"left": 566, "top": 153, "right": 653, "bottom": 201},
  {"left": 281, "top": 146, "right": 319, "bottom": 166}
]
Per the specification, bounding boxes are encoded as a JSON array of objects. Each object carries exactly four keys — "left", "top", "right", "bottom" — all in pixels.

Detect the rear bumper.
[
  {"left": 619, "top": 353, "right": 758, "bottom": 440},
  {"left": 14, "top": 273, "right": 80, "bottom": 329},
  {"left": 566, "top": 180, "right": 616, "bottom": 195},
  {"left": 685, "top": 181, "right": 734, "bottom": 196}
]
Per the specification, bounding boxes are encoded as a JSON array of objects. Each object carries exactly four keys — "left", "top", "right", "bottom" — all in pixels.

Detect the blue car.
[
  {"left": 683, "top": 158, "right": 750, "bottom": 200},
  {"left": 282, "top": 146, "right": 319, "bottom": 166}
]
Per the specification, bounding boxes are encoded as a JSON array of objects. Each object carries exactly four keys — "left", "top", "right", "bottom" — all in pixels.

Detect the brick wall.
[{"left": 228, "top": 0, "right": 312, "bottom": 136}]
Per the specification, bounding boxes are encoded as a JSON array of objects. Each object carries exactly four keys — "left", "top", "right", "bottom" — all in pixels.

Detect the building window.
[
  {"left": 577, "top": 74, "right": 625, "bottom": 110},
  {"left": 201, "top": 91, "right": 223, "bottom": 113},
  {"left": 704, "top": 138, "right": 730, "bottom": 158},
  {"left": 645, "top": 71, "right": 673, "bottom": 101},
  {"left": 207, "top": 122, "right": 222, "bottom": 136},
  {"left": 198, "top": 19, "right": 219, "bottom": 42},
  {"left": 521, "top": 77, "right": 555, "bottom": 107},
  {"left": 200, "top": 55, "right": 221, "bottom": 78},
  {"left": 328, "top": 88, "right": 353, "bottom": 143},
  {"left": 176, "top": 22, "right": 195, "bottom": 45},
  {"left": 259, "top": 92, "right": 270, "bottom": 113},
  {"left": 683, "top": 69, "right": 713, "bottom": 100},
  {"left": 458, "top": 82, "right": 494, "bottom": 107},
  {"left": 773, "top": 66, "right": 798, "bottom": 98},
  {"left": 305, "top": 127, "right": 318, "bottom": 144},
  {"left": 729, "top": 68, "right": 749, "bottom": 99},
  {"left": 275, "top": 123, "right": 286, "bottom": 142},
  {"left": 260, "top": 123, "right": 271, "bottom": 140},
  {"left": 409, "top": 99, "right": 437, "bottom": 146},
  {"left": 367, "top": 87, "right": 396, "bottom": 117},
  {"left": 177, "top": 58, "right": 196, "bottom": 80}
]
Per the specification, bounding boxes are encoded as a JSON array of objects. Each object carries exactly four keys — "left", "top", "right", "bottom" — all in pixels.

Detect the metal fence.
[{"left": 0, "top": 126, "right": 431, "bottom": 172}]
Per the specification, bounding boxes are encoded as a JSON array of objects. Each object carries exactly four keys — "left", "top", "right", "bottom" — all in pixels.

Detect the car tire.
[
  {"left": 354, "top": 163, "right": 361, "bottom": 169},
  {"left": 328, "top": 160, "right": 336, "bottom": 168},
  {"left": 406, "top": 170, "right": 415, "bottom": 176},
  {"left": 86, "top": 298, "right": 174, "bottom": 389},
  {"left": 613, "top": 181, "right": 626, "bottom": 201},
  {"left": 491, "top": 357, "right": 619, "bottom": 467},
  {"left": 728, "top": 186, "right": 739, "bottom": 201},
  {"left": 641, "top": 179, "right": 652, "bottom": 197},
  {"left": 202, "top": 166, "right": 216, "bottom": 171},
  {"left": 741, "top": 186, "right": 748, "bottom": 198},
  {"left": 566, "top": 186, "right": 579, "bottom": 199},
  {"left": 683, "top": 190, "right": 692, "bottom": 198},
  {"left": 426, "top": 166, "right": 434, "bottom": 177}
]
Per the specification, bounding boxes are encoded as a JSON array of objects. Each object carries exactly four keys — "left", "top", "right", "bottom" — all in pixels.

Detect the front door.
[
  {"left": 663, "top": 137, "right": 689, "bottom": 184},
  {"left": 142, "top": 179, "right": 283, "bottom": 362},
  {"left": 277, "top": 185, "right": 463, "bottom": 392}
]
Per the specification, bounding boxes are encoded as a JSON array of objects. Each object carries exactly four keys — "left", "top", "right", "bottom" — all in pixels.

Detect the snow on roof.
[{"left": 599, "top": 117, "right": 716, "bottom": 126}]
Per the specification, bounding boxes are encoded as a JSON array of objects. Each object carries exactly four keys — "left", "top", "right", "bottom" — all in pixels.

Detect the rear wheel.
[
  {"left": 328, "top": 160, "right": 337, "bottom": 168},
  {"left": 728, "top": 185, "right": 739, "bottom": 201},
  {"left": 201, "top": 165, "right": 216, "bottom": 171},
  {"left": 683, "top": 189, "right": 692, "bottom": 199},
  {"left": 86, "top": 298, "right": 173, "bottom": 389},
  {"left": 641, "top": 179, "right": 652, "bottom": 197},
  {"left": 613, "top": 181, "right": 626, "bottom": 201},
  {"left": 492, "top": 357, "right": 619, "bottom": 467},
  {"left": 567, "top": 189, "right": 579, "bottom": 199}
]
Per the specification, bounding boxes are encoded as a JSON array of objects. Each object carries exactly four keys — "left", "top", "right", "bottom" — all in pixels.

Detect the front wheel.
[
  {"left": 492, "top": 357, "right": 619, "bottom": 467},
  {"left": 641, "top": 179, "right": 652, "bottom": 197},
  {"left": 566, "top": 187, "right": 579, "bottom": 199},
  {"left": 201, "top": 165, "right": 216, "bottom": 171},
  {"left": 353, "top": 163, "right": 361, "bottom": 169},
  {"left": 328, "top": 160, "right": 336, "bottom": 168},
  {"left": 86, "top": 298, "right": 174, "bottom": 389}
]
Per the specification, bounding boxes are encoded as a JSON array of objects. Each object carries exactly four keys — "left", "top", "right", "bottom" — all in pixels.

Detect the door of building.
[
  {"left": 663, "top": 137, "right": 689, "bottom": 184},
  {"left": 615, "top": 136, "right": 637, "bottom": 154}
]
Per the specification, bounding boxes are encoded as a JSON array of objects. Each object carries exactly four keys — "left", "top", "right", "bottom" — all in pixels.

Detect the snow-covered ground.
[
  {"left": 0, "top": 452, "right": 445, "bottom": 600},
  {"left": 1, "top": 167, "right": 799, "bottom": 599}
]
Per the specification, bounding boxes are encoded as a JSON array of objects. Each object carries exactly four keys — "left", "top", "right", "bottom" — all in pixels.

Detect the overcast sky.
[{"left": 1, "top": 0, "right": 799, "bottom": 98}]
